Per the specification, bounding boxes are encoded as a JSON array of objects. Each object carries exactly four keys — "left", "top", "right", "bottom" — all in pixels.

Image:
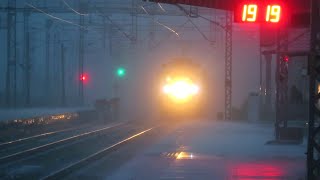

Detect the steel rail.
[
  {"left": 0, "top": 124, "right": 92, "bottom": 147},
  {"left": 42, "top": 127, "right": 154, "bottom": 180},
  {"left": 0, "top": 123, "right": 125, "bottom": 165}
]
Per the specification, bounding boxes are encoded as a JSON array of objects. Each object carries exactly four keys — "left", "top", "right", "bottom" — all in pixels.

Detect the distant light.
[
  {"left": 176, "top": 152, "right": 183, "bottom": 159},
  {"left": 175, "top": 151, "right": 194, "bottom": 160},
  {"left": 163, "top": 84, "right": 171, "bottom": 94},
  {"left": 190, "top": 84, "right": 200, "bottom": 94},
  {"left": 80, "top": 74, "right": 88, "bottom": 82},
  {"left": 116, "top": 67, "right": 126, "bottom": 77},
  {"left": 162, "top": 79, "right": 200, "bottom": 101}
]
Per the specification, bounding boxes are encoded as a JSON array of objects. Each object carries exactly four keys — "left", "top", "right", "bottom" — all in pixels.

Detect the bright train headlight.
[{"left": 162, "top": 79, "right": 200, "bottom": 101}]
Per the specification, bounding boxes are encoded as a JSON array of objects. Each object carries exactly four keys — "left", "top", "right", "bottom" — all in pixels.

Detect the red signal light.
[
  {"left": 80, "top": 74, "right": 88, "bottom": 82},
  {"left": 283, "top": 55, "right": 289, "bottom": 62}
]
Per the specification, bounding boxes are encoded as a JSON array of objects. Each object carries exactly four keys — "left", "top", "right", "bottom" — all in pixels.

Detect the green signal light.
[{"left": 116, "top": 67, "right": 126, "bottom": 77}]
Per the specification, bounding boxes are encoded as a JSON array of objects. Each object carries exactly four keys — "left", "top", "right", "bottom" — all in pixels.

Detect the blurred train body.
[{"left": 158, "top": 58, "right": 208, "bottom": 119}]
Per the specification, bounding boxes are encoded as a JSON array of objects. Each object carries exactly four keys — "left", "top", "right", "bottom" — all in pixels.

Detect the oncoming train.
[{"left": 158, "top": 58, "right": 208, "bottom": 119}]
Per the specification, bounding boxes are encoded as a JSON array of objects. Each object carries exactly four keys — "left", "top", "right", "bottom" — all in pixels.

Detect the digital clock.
[{"left": 234, "top": 1, "right": 285, "bottom": 24}]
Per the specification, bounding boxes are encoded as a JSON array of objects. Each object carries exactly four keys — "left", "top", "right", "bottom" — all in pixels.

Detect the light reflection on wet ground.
[{"left": 108, "top": 121, "right": 306, "bottom": 180}]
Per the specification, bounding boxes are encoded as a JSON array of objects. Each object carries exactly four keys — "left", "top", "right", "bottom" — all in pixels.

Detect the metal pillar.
[
  {"left": 307, "top": 0, "right": 320, "bottom": 179},
  {"left": 103, "top": 17, "right": 107, "bottom": 49},
  {"left": 189, "top": 6, "right": 198, "bottom": 18},
  {"left": 275, "top": 28, "right": 289, "bottom": 139},
  {"left": 265, "top": 53, "right": 272, "bottom": 113},
  {"left": 209, "top": 8, "right": 217, "bottom": 46},
  {"left": 131, "top": 0, "right": 138, "bottom": 43},
  {"left": 108, "top": 25, "right": 113, "bottom": 56},
  {"left": 224, "top": 11, "right": 233, "bottom": 120},
  {"left": 45, "top": 20, "right": 52, "bottom": 106},
  {"left": 25, "top": 32, "right": 31, "bottom": 106},
  {"left": 24, "top": 10, "right": 31, "bottom": 106},
  {"left": 61, "top": 44, "right": 66, "bottom": 106},
  {"left": 79, "top": 0, "right": 85, "bottom": 105},
  {"left": 5, "top": 0, "right": 17, "bottom": 107},
  {"left": 53, "top": 31, "right": 60, "bottom": 105},
  {"left": 148, "top": 4, "right": 156, "bottom": 49}
]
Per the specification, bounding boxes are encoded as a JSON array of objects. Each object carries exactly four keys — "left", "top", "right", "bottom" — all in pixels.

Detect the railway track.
[
  {"left": 0, "top": 123, "right": 114, "bottom": 156},
  {"left": 0, "top": 124, "right": 90, "bottom": 147},
  {"left": 0, "top": 123, "right": 125, "bottom": 165},
  {"left": 43, "top": 128, "right": 154, "bottom": 180},
  {"left": 0, "top": 121, "right": 156, "bottom": 179}
]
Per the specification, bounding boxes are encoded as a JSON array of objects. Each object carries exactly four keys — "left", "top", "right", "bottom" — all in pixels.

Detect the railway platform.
[
  {"left": 108, "top": 121, "right": 306, "bottom": 180},
  {"left": 0, "top": 107, "right": 93, "bottom": 122}
]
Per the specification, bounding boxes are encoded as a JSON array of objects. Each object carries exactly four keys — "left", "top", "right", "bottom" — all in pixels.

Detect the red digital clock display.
[{"left": 235, "top": 1, "right": 285, "bottom": 24}]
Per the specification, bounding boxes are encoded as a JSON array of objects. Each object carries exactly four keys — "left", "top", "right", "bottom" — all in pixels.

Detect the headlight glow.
[{"left": 162, "top": 79, "right": 200, "bottom": 101}]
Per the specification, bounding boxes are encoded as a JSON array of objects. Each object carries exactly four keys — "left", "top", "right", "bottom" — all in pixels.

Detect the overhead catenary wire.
[
  {"left": 26, "top": 3, "right": 87, "bottom": 30},
  {"left": 140, "top": 5, "right": 150, "bottom": 15},
  {"left": 140, "top": 5, "right": 179, "bottom": 37},
  {"left": 105, "top": 15, "right": 135, "bottom": 41},
  {"left": 155, "top": 20, "right": 179, "bottom": 37},
  {"left": 174, "top": 3, "right": 266, "bottom": 42},
  {"left": 28, "top": 0, "right": 137, "bottom": 41},
  {"left": 263, "top": 29, "right": 311, "bottom": 52},
  {"left": 188, "top": 18, "right": 213, "bottom": 42},
  {"left": 287, "top": 29, "right": 310, "bottom": 45},
  {"left": 172, "top": 4, "right": 215, "bottom": 43},
  {"left": 62, "top": 0, "right": 89, "bottom": 16},
  {"left": 95, "top": 13, "right": 135, "bottom": 41},
  {"left": 174, "top": 4, "right": 226, "bottom": 31},
  {"left": 26, "top": 3, "right": 104, "bottom": 35},
  {"left": 157, "top": 3, "right": 166, "bottom": 12},
  {"left": 151, "top": 19, "right": 190, "bottom": 49}
]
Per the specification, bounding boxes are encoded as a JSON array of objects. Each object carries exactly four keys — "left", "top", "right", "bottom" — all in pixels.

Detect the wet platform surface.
[{"left": 108, "top": 121, "right": 306, "bottom": 180}]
